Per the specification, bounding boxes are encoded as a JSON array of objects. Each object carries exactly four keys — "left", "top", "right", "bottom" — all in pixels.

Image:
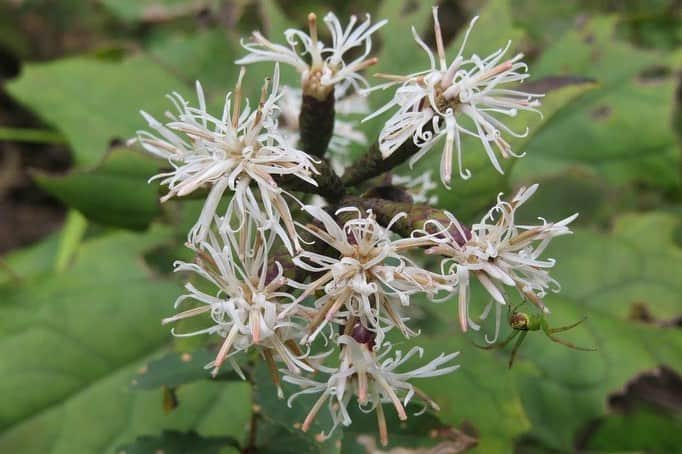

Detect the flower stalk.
[
  {"left": 299, "top": 91, "right": 335, "bottom": 158},
  {"left": 341, "top": 132, "right": 427, "bottom": 187}
]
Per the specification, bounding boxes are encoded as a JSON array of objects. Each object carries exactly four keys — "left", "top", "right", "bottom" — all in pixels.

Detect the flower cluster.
[
  {"left": 132, "top": 5, "right": 578, "bottom": 447},
  {"left": 284, "top": 324, "right": 458, "bottom": 446},
  {"left": 290, "top": 205, "right": 451, "bottom": 345},
  {"left": 161, "top": 216, "right": 309, "bottom": 389},
  {"left": 411, "top": 184, "right": 577, "bottom": 335},
  {"left": 132, "top": 66, "right": 317, "bottom": 251},
  {"left": 366, "top": 8, "right": 542, "bottom": 187},
  {"left": 236, "top": 12, "right": 386, "bottom": 99}
]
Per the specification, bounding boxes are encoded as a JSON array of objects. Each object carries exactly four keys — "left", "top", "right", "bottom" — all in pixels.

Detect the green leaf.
[
  {"left": 0, "top": 234, "right": 60, "bottom": 287},
  {"left": 515, "top": 296, "right": 682, "bottom": 451},
  {"left": 131, "top": 348, "right": 242, "bottom": 389},
  {"left": 512, "top": 16, "right": 680, "bottom": 190},
  {"left": 147, "top": 29, "right": 241, "bottom": 95},
  {"left": 414, "top": 335, "right": 531, "bottom": 454},
  {"left": 410, "top": 213, "right": 682, "bottom": 453},
  {"left": 5, "top": 55, "right": 187, "bottom": 166},
  {"left": 117, "top": 430, "right": 240, "bottom": 454},
  {"left": 447, "top": 0, "right": 524, "bottom": 58},
  {"left": 0, "top": 227, "right": 175, "bottom": 430},
  {"left": 0, "top": 227, "right": 252, "bottom": 453},
  {"left": 376, "top": 0, "right": 434, "bottom": 77},
  {"left": 553, "top": 212, "right": 682, "bottom": 321},
  {"left": 0, "top": 367, "right": 251, "bottom": 453},
  {"left": 34, "top": 148, "right": 161, "bottom": 230},
  {"left": 586, "top": 406, "right": 682, "bottom": 452},
  {"left": 512, "top": 213, "right": 682, "bottom": 450}
]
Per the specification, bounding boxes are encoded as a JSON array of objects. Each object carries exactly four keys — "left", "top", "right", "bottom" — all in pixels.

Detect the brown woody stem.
[
  {"left": 342, "top": 119, "right": 437, "bottom": 187},
  {"left": 299, "top": 92, "right": 335, "bottom": 158},
  {"left": 341, "top": 140, "right": 418, "bottom": 187}
]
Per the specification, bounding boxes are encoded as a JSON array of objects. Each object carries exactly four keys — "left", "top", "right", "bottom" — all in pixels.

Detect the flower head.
[
  {"left": 289, "top": 206, "right": 450, "bottom": 345},
  {"left": 237, "top": 12, "right": 386, "bottom": 99},
  {"left": 132, "top": 66, "right": 318, "bottom": 250},
  {"left": 417, "top": 184, "right": 577, "bottom": 332},
  {"left": 366, "top": 7, "right": 542, "bottom": 188},
  {"left": 161, "top": 213, "right": 310, "bottom": 390},
  {"left": 284, "top": 325, "right": 459, "bottom": 446}
]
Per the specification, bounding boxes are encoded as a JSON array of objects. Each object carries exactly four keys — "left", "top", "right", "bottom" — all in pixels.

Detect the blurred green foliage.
[{"left": 0, "top": 0, "right": 680, "bottom": 453}]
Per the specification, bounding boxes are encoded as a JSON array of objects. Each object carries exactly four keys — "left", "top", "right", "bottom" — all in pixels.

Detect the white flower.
[
  {"left": 288, "top": 206, "right": 450, "bottom": 345},
  {"left": 236, "top": 12, "right": 386, "bottom": 98},
  {"left": 416, "top": 184, "right": 577, "bottom": 333},
  {"left": 283, "top": 327, "right": 459, "bottom": 446},
  {"left": 392, "top": 170, "right": 439, "bottom": 205},
  {"left": 277, "top": 85, "right": 368, "bottom": 172},
  {"left": 132, "top": 66, "right": 318, "bottom": 250},
  {"left": 365, "top": 7, "right": 542, "bottom": 188},
  {"left": 161, "top": 214, "right": 310, "bottom": 389}
]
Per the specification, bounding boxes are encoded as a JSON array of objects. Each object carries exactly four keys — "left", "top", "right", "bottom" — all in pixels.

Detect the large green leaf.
[
  {"left": 0, "top": 228, "right": 251, "bottom": 453},
  {"left": 34, "top": 148, "right": 161, "bottom": 230},
  {"left": 515, "top": 214, "right": 682, "bottom": 449},
  {"left": 0, "top": 233, "right": 60, "bottom": 287},
  {"left": 0, "top": 364, "right": 251, "bottom": 454},
  {"left": 5, "top": 55, "right": 187, "bottom": 166},
  {"left": 512, "top": 16, "right": 680, "bottom": 190},
  {"left": 552, "top": 212, "right": 682, "bottom": 321},
  {"left": 0, "top": 227, "right": 175, "bottom": 430},
  {"left": 515, "top": 295, "right": 681, "bottom": 451},
  {"left": 585, "top": 406, "right": 682, "bottom": 452},
  {"left": 147, "top": 29, "right": 241, "bottom": 95}
]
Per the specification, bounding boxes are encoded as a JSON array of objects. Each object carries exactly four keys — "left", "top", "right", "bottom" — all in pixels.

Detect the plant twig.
[
  {"left": 341, "top": 121, "right": 435, "bottom": 187},
  {"left": 299, "top": 92, "right": 335, "bottom": 158}
]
